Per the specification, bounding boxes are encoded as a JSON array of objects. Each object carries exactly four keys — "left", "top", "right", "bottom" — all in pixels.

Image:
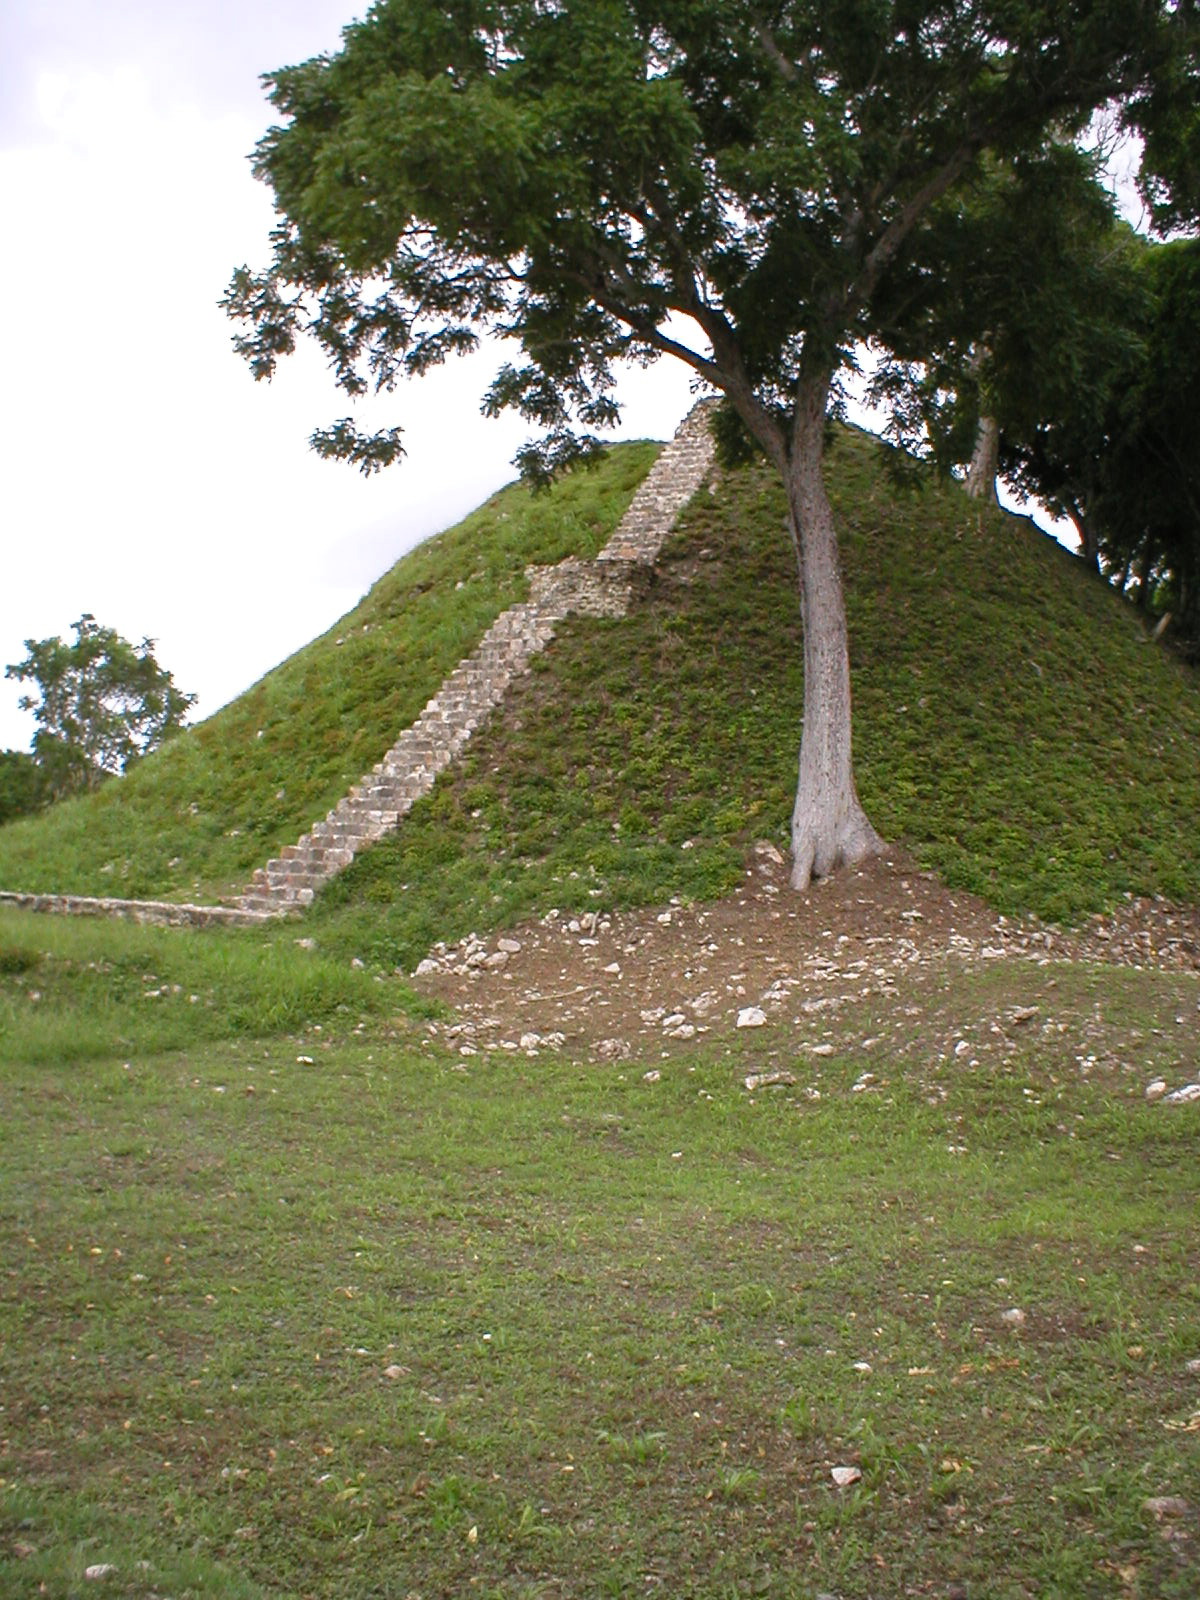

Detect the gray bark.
[
  {"left": 785, "top": 376, "right": 884, "bottom": 890},
  {"left": 964, "top": 413, "right": 1000, "bottom": 503}
]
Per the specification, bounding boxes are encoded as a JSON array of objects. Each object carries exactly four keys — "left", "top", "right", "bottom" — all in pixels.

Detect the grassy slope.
[
  {"left": 304, "top": 427, "right": 1200, "bottom": 972},
  {"left": 0, "top": 441, "right": 658, "bottom": 903},
  {"left": 1, "top": 961, "right": 1197, "bottom": 1600},
  {"left": 1, "top": 427, "right": 1196, "bottom": 946}
]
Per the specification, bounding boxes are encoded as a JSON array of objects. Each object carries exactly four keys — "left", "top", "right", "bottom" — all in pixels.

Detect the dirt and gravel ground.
[{"left": 410, "top": 845, "right": 1200, "bottom": 1089}]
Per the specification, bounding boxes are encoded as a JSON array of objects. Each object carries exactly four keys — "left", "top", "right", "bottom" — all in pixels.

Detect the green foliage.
[
  {"left": 227, "top": 0, "right": 1179, "bottom": 474},
  {"left": 0, "top": 749, "right": 50, "bottom": 825},
  {"left": 877, "top": 142, "right": 1200, "bottom": 653},
  {"left": 873, "top": 142, "right": 1127, "bottom": 482},
  {"left": 1131, "top": 7, "right": 1200, "bottom": 232},
  {"left": 994, "top": 231, "right": 1200, "bottom": 650},
  {"left": 1095, "top": 239, "right": 1200, "bottom": 645},
  {"left": 5, "top": 615, "right": 196, "bottom": 799}
]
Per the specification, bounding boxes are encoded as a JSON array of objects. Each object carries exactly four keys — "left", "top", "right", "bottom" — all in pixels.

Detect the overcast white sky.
[{"left": 0, "top": 1, "right": 696, "bottom": 751}]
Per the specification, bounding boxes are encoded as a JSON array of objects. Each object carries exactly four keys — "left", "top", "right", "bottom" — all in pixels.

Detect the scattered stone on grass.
[
  {"left": 408, "top": 853, "right": 1200, "bottom": 1069},
  {"left": 1143, "top": 1496, "right": 1190, "bottom": 1519},
  {"left": 744, "top": 1070, "right": 797, "bottom": 1092}
]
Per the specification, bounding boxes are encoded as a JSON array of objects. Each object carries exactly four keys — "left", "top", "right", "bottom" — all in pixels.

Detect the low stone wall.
[{"left": 0, "top": 889, "right": 272, "bottom": 930}]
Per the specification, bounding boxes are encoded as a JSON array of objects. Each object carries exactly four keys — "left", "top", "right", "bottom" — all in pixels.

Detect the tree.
[
  {"left": 869, "top": 146, "right": 1146, "bottom": 554},
  {"left": 1134, "top": 1, "right": 1200, "bottom": 231},
  {"left": 225, "top": 0, "right": 1186, "bottom": 888},
  {"left": 5, "top": 615, "right": 197, "bottom": 799},
  {"left": 909, "top": 200, "right": 1200, "bottom": 648},
  {"left": 1085, "top": 238, "right": 1200, "bottom": 646},
  {"left": 0, "top": 750, "right": 50, "bottom": 826},
  {"left": 888, "top": 208, "right": 1200, "bottom": 652}
]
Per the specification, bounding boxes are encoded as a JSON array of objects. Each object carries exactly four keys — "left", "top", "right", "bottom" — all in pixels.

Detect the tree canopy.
[
  {"left": 875, "top": 159, "right": 1200, "bottom": 651},
  {"left": 1081, "top": 236, "right": 1200, "bottom": 646},
  {"left": 226, "top": 0, "right": 1194, "bottom": 885},
  {"left": 6, "top": 615, "right": 197, "bottom": 800},
  {"left": 0, "top": 750, "right": 50, "bottom": 827}
]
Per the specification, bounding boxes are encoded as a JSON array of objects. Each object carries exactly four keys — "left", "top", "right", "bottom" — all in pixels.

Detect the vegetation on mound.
[
  {"left": 1, "top": 427, "right": 1197, "bottom": 951},
  {"left": 305, "top": 428, "right": 1199, "bottom": 972},
  {"left": 0, "top": 441, "right": 658, "bottom": 903}
]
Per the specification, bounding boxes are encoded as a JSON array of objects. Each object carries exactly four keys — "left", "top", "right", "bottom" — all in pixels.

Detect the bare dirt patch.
[{"left": 410, "top": 846, "right": 1200, "bottom": 1076}]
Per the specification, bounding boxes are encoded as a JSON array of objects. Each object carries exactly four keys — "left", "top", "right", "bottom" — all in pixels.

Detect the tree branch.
[
  {"left": 753, "top": 20, "right": 799, "bottom": 83},
  {"left": 858, "top": 140, "right": 981, "bottom": 302}
]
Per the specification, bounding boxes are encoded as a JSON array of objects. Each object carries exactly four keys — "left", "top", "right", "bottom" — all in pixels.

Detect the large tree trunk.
[
  {"left": 1065, "top": 502, "right": 1099, "bottom": 571},
  {"left": 786, "top": 376, "right": 884, "bottom": 890},
  {"left": 964, "top": 413, "right": 1000, "bottom": 503}
]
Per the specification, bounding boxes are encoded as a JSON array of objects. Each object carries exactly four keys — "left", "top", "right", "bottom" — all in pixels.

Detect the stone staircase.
[{"left": 237, "top": 401, "right": 716, "bottom": 916}]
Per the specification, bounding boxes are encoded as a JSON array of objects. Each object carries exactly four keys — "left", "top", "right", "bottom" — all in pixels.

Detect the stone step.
[
  {"left": 339, "top": 792, "right": 404, "bottom": 819},
  {"left": 309, "top": 832, "right": 369, "bottom": 858},
  {"left": 336, "top": 795, "right": 401, "bottom": 821},
  {"left": 236, "top": 892, "right": 288, "bottom": 914},
  {"left": 260, "top": 863, "right": 313, "bottom": 887}
]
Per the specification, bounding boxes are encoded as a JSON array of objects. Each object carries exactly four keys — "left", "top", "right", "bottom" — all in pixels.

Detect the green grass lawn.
[{"left": 2, "top": 911, "right": 1197, "bottom": 1599}]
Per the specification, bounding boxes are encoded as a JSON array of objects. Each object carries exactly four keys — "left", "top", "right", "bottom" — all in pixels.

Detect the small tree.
[
  {"left": 906, "top": 202, "right": 1200, "bottom": 648},
  {"left": 870, "top": 146, "right": 1146, "bottom": 554},
  {"left": 6, "top": 615, "right": 197, "bottom": 799},
  {"left": 0, "top": 751, "right": 51, "bottom": 826},
  {"left": 226, "top": 0, "right": 1189, "bottom": 887}
]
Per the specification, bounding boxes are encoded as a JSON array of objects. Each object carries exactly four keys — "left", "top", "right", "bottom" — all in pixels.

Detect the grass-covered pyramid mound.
[{"left": 1, "top": 426, "right": 1197, "bottom": 961}]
